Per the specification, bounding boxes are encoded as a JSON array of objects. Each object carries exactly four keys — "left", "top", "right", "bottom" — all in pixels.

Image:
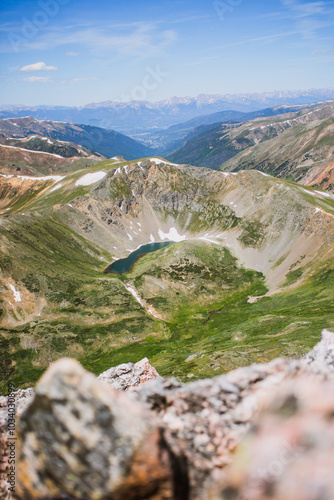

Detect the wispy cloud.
[
  {"left": 22, "top": 76, "right": 53, "bottom": 83},
  {"left": 201, "top": 30, "right": 301, "bottom": 53},
  {"left": 312, "top": 49, "right": 334, "bottom": 55},
  {"left": 68, "top": 77, "right": 100, "bottom": 84},
  {"left": 20, "top": 62, "right": 58, "bottom": 72},
  {"left": 66, "top": 51, "right": 80, "bottom": 57},
  {"left": 1, "top": 23, "right": 177, "bottom": 58},
  {"left": 281, "top": 0, "right": 334, "bottom": 39}
]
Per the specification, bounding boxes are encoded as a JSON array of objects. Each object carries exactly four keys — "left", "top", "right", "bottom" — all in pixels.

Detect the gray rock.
[
  {"left": 16, "top": 358, "right": 172, "bottom": 500},
  {"left": 97, "top": 357, "right": 161, "bottom": 390}
]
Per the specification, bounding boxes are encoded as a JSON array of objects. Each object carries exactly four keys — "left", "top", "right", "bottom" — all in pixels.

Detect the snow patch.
[
  {"left": 0, "top": 173, "right": 64, "bottom": 183},
  {"left": 158, "top": 227, "right": 186, "bottom": 242},
  {"left": 125, "top": 285, "right": 145, "bottom": 307},
  {"left": 150, "top": 234, "right": 155, "bottom": 243},
  {"left": 0, "top": 144, "right": 64, "bottom": 158},
  {"left": 127, "top": 233, "right": 133, "bottom": 241},
  {"left": 9, "top": 284, "right": 21, "bottom": 303},
  {"left": 301, "top": 188, "right": 317, "bottom": 197},
  {"left": 315, "top": 190, "right": 333, "bottom": 199},
  {"left": 199, "top": 237, "right": 220, "bottom": 245},
  {"left": 75, "top": 171, "right": 106, "bottom": 186},
  {"left": 150, "top": 158, "right": 178, "bottom": 166},
  {"left": 49, "top": 183, "right": 62, "bottom": 193}
]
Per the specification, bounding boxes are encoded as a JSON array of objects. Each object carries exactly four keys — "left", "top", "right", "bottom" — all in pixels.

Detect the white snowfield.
[
  {"left": 75, "top": 171, "right": 106, "bottom": 186},
  {"left": 158, "top": 227, "right": 186, "bottom": 242},
  {"left": 9, "top": 284, "right": 21, "bottom": 303},
  {"left": 0, "top": 144, "right": 64, "bottom": 159},
  {"left": 0, "top": 173, "right": 64, "bottom": 183}
]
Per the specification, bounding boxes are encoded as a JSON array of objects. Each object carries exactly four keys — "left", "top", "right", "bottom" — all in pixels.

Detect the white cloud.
[
  {"left": 66, "top": 51, "right": 80, "bottom": 56},
  {"left": 22, "top": 76, "right": 53, "bottom": 83},
  {"left": 20, "top": 62, "right": 58, "bottom": 72}
]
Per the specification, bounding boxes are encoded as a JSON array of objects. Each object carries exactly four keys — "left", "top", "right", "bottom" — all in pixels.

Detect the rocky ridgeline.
[{"left": 1, "top": 332, "right": 334, "bottom": 500}]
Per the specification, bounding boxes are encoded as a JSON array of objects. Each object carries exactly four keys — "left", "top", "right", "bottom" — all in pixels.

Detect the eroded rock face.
[{"left": 15, "top": 359, "right": 172, "bottom": 500}]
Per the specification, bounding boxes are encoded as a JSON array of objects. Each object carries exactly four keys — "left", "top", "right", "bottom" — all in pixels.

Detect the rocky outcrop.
[
  {"left": 97, "top": 357, "right": 161, "bottom": 390},
  {"left": 1, "top": 330, "right": 334, "bottom": 500}
]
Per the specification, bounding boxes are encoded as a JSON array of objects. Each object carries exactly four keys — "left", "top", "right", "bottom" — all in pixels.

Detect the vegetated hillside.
[
  {"left": 0, "top": 134, "right": 104, "bottom": 176},
  {"left": 168, "top": 102, "right": 334, "bottom": 191},
  {"left": 134, "top": 103, "right": 322, "bottom": 150},
  {"left": 1, "top": 89, "right": 334, "bottom": 132},
  {"left": 0, "top": 158, "right": 333, "bottom": 392},
  {"left": 0, "top": 117, "right": 153, "bottom": 160}
]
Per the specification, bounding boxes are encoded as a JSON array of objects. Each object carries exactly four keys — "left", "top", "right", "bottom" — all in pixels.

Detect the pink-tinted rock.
[
  {"left": 217, "top": 376, "right": 334, "bottom": 500},
  {"left": 97, "top": 357, "right": 161, "bottom": 390}
]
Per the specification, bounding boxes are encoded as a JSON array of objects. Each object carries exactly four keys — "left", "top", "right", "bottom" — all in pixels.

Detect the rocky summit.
[{"left": 1, "top": 329, "right": 334, "bottom": 500}]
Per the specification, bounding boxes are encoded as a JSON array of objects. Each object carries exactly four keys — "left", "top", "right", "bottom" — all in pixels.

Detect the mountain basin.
[{"left": 105, "top": 241, "right": 175, "bottom": 275}]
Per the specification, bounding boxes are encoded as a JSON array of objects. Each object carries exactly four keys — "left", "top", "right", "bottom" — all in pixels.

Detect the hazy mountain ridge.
[
  {"left": 1, "top": 88, "right": 334, "bottom": 133},
  {"left": 132, "top": 102, "right": 326, "bottom": 150}
]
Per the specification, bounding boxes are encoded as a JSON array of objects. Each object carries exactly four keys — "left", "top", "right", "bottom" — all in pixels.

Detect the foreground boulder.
[
  {"left": 15, "top": 359, "right": 173, "bottom": 500},
  {"left": 1, "top": 330, "right": 334, "bottom": 500},
  {"left": 217, "top": 376, "right": 334, "bottom": 500}
]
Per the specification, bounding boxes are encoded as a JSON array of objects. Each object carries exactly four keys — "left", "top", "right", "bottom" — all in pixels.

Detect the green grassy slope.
[{"left": 0, "top": 158, "right": 333, "bottom": 392}]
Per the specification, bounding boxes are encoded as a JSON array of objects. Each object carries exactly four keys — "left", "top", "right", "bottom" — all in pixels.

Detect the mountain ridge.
[
  {"left": 167, "top": 102, "right": 334, "bottom": 191},
  {"left": 0, "top": 116, "right": 153, "bottom": 161},
  {"left": 1, "top": 88, "right": 334, "bottom": 133}
]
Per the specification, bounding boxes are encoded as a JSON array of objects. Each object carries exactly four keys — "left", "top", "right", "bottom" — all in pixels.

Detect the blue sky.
[{"left": 1, "top": 0, "right": 334, "bottom": 105}]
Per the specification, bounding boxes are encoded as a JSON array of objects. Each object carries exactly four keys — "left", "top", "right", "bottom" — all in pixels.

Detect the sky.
[{"left": 0, "top": 0, "right": 334, "bottom": 106}]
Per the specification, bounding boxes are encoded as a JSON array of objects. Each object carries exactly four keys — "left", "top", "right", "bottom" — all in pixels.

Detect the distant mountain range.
[{"left": 1, "top": 88, "right": 334, "bottom": 134}]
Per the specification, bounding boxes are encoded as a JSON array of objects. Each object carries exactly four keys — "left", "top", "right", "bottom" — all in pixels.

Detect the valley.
[{"left": 0, "top": 156, "right": 333, "bottom": 392}]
